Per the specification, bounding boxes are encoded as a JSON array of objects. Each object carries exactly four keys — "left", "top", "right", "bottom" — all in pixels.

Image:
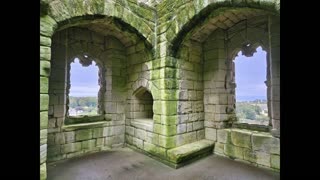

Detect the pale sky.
[
  {"left": 235, "top": 46, "right": 267, "bottom": 101},
  {"left": 70, "top": 47, "right": 267, "bottom": 100},
  {"left": 69, "top": 58, "right": 99, "bottom": 97}
]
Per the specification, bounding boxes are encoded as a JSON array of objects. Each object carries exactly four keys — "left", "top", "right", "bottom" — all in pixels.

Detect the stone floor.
[{"left": 47, "top": 147, "right": 279, "bottom": 180}]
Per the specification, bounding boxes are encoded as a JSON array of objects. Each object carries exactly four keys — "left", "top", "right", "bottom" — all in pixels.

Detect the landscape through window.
[
  {"left": 235, "top": 46, "right": 269, "bottom": 126},
  {"left": 68, "top": 58, "right": 99, "bottom": 116}
]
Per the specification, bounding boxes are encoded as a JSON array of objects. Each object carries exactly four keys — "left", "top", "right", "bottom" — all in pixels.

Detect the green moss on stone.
[
  {"left": 256, "top": 151, "right": 271, "bottom": 167},
  {"left": 153, "top": 114, "right": 161, "bottom": 124},
  {"left": 230, "top": 129, "right": 252, "bottom": 149},
  {"left": 93, "top": 127, "right": 104, "bottom": 138},
  {"left": 167, "top": 139, "right": 214, "bottom": 163},
  {"left": 161, "top": 115, "right": 178, "bottom": 125},
  {"left": 40, "top": 15, "right": 57, "bottom": 37},
  {"left": 40, "top": 60, "right": 50, "bottom": 77},
  {"left": 243, "top": 149, "right": 257, "bottom": 163},
  {"left": 40, "top": 111, "right": 48, "bottom": 129},
  {"left": 75, "top": 129, "right": 93, "bottom": 141},
  {"left": 61, "top": 142, "right": 81, "bottom": 153},
  {"left": 40, "top": 94, "right": 49, "bottom": 111},
  {"left": 65, "top": 115, "right": 105, "bottom": 125},
  {"left": 40, "top": 35, "right": 52, "bottom": 47},
  {"left": 82, "top": 139, "right": 96, "bottom": 150},
  {"left": 252, "top": 132, "right": 280, "bottom": 155},
  {"left": 40, "top": 46, "right": 51, "bottom": 61},
  {"left": 163, "top": 101, "right": 177, "bottom": 116},
  {"left": 40, "top": 77, "right": 48, "bottom": 94},
  {"left": 153, "top": 101, "right": 162, "bottom": 115},
  {"left": 271, "top": 154, "right": 280, "bottom": 170},
  {"left": 161, "top": 90, "right": 178, "bottom": 100},
  {"left": 159, "top": 135, "right": 176, "bottom": 148},
  {"left": 40, "top": 163, "right": 47, "bottom": 180},
  {"left": 224, "top": 143, "right": 244, "bottom": 159}
]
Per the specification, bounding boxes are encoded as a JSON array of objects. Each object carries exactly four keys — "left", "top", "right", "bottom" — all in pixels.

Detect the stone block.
[
  {"left": 224, "top": 143, "right": 244, "bottom": 159},
  {"left": 103, "top": 127, "right": 112, "bottom": 136},
  {"left": 217, "top": 129, "right": 231, "bottom": 143},
  {"left": 167, "top": 140, "right": 214, "bottom": 164},
  {"left": 177, "top": 124, "right": 187, "bottom": 134},
  {"left": 40, "top": 94, "right": 49, "bottom": 111},
  {"left": 214, "top": 142, "right": 224, "bottom": 155},
  {"left": 252, "top": 132, "right": 280, "bottom": 154},
  {"left": 256, "top": 151, "right": 271, "bottom": 167},
  {"left": 66, "top": 151, "right": 83, "bottom": 159},
  {"left": 82, "top": 139, "right": 96, "bottom": 150},
  {"left": 133, "top": 137, "right": 143, "bottom": 149},
  {"left": 40, "top": 129, "right": 47, "bottom": 139},
  {"left": 125, "top": 135, "right": 133, "bottom": 145},
  {"left": 93, "top": 128, "right": 104, "bottom": 138},
  {"left": 54, "top": 133, "right": 65, "bottom": 145},
  {"left": 197, "top": 129, "right": 205, "bottom": 140},
  {"left": 159, "top": 135, "right": 176, "bottom": 148},
  {"left": 126, "top": 126, "right": 135, "bottom": 136},
  {"left": 96, "top": 138, "right": 104, "bottom": 146},
  {"left": 40, "top": 144, "right": 47, "bottom": 164},
  {"left": 135, "top": 128, "right": 147, "bottom": 141},
  {"left": 230, "top": 129, "right": 252, "bottom": 149},
  {"left": 193, "top": 121, "right": 204, "bottom": 130},
  {"left": 187, "top": 123, "right": 193, "bottom": 132},
  {"left": 271, "top": 154, "right": 280, "bottom": 170},
  {"left": 75, "top": 129, "right": 92, "bottom": 141},
  {"left": 146, "top": 132, "right": 159, "bottom": 145},
  {"left": 205, "top": 128, "right": 217, "bottom": 141},
  {"left": 113, "top": 126, "right": 125, "bottom": 135},
  {"left": 40, "top": 77, "right": 49, "bottom": 94},
  {"left": 64, "top": 131, "right": 75, "bottom": 143},
  {"left": 161, "top": 115, "right": 178, "bottom": 125},
  {"left": 61, "top": 142, "right": 81, "bottom": 153},
  {"left": 154, "top": 124, "right": 176, "bottom": 136},
  {"left": 40, "top": 163, "right": 47, "bottom": 180},
  {"left": 40, "top": 111, "right": 48, "bottom": 130},
  {"left": 243, "top": 149, "right": 257, "bottom": 163},
  {"left": 178, "top": 102, "right": 192, "bottom": 114},
  {"left": 176, "top": 132, "right": 197, "bottom": 146}
]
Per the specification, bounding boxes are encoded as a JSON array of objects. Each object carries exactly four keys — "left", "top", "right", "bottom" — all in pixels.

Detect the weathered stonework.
[{"left": 41, "top": 0, "right": 279, "bottom": 178}]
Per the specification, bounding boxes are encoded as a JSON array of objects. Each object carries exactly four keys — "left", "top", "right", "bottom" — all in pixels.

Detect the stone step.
[{"left": 167, "top": 139, "right": 214, "bottom": 168}]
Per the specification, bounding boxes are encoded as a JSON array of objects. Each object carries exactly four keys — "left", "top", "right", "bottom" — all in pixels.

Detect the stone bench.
[{"left": 167, "top": 139, "right": 215, "bottom": 168}]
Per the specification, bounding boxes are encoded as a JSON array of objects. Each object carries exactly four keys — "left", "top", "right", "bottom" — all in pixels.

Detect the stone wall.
[
  {"left": 214, "top": 128, "right": 280, "bottom": 170},
  {"left": 175, "top": 39, "right": 205, "bottom": 147},
  {"left": 47, "top": 28, "right": 127, "bottom": 163},
  {"left": 124, "top": 35, "right": 169, "bottom": 159},
  {"left": 41, "top": 0, "right": 280, "bottom": 179}
]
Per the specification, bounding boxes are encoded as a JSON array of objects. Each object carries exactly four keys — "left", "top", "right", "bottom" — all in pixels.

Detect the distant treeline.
[{"left": 69, "top": 96, "right": 97, "bottom": 108}]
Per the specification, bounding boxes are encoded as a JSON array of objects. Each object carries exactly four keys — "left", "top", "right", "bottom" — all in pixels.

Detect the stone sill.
[
  {"left": 232, "top": 122, "right": 271, "bottom": 132},
  {"left": 131, "top": 118, "right": 153, "bottom": 131},
  {"left": 64, "top": 114, "right": 109, "bottom": 125},
  {"left": 62, "top": 121, "right": 110, "bottom": 131}
]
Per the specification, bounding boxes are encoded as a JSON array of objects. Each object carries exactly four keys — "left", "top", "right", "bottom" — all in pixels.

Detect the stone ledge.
[
  {"left": 62, "top": 121, "right": 111, "bottom": 131},
  {"left": 131, "top": 118, "right": 153, "bottom": 132},
  {"left": 65, "top": 115, "right": 106, "bottom": 125},
  {"left": 167, "top": 139, "right": 214, "bottom": 168}
]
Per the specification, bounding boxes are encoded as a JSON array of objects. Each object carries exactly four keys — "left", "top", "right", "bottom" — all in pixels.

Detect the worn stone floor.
[{"left": 47, "top": 147, "right": 280, "bottom": 180}]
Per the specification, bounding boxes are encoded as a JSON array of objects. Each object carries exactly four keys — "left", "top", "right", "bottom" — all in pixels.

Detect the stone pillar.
[
  {"left": 269, "top": 15, "right": 280, "bottom": 137},
  {"left": 40, "top": 13, "right": 57, "bottom": 180}
]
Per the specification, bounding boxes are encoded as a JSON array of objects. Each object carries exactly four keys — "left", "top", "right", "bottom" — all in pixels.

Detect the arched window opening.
[
  {"left": 68, "top": 58, "right": 100, "bottom": 116},
  {"left": 133, "top": 89, "right": 154, "bottom": 120},
  {"left": 234, "top": 46, "right": 269, "bottom": 126}
]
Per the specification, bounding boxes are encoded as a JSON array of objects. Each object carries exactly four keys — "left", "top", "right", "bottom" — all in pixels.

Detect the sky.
[
  {"left": 234, "top": 46, "right": 267, "bottom": 101},
  {"left": 69, "top": 58, "right": 100, "bottom": 97},
  {"left": 70, "top": 47, "right": 267, "bottom": 100}
]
